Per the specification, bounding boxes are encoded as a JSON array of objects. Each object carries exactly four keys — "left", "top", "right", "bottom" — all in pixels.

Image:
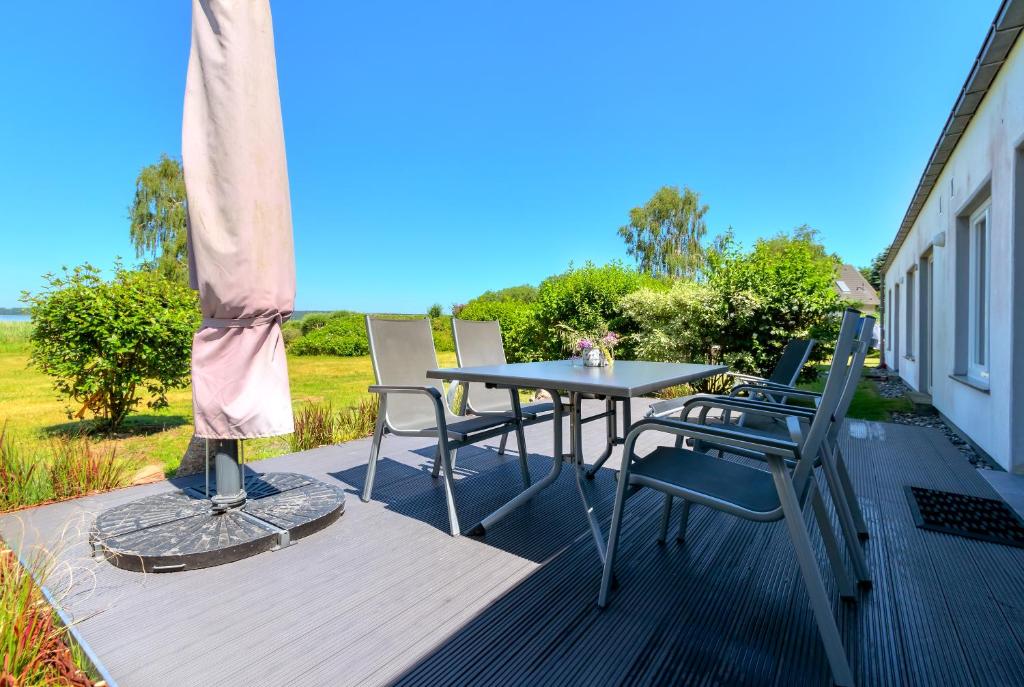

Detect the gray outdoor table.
[{"left": 427, "top": 359, "right": 728, "bottom": 563}]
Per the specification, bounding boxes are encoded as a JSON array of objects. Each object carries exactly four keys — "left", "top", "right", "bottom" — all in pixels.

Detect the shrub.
[
  {"left": 289, "top": 313, "right": 370, "bottom": 356},
  {"left": 299, "top": 313, "right": 331, "bottom": 335},
  {"left": 472, "top": 284, "right": 539, "bottom": 303},
  {"left": 457, "top": 299, "right": 541, "bottom": 362},
  {"left": 281, "top": 320, "right": 303, "bottom": 346},
  {"left": 533, "top": 262, "right": 663, "bottom": 358},
  {"left": 705, "top": 227, "right": 843, "bottom": 374},
  {"left": 23, "top": 264, "right": 199, "bottom": 431},
  {"left": 429, "top": 315, "right": 455, "bottom": 353},
  {"left": 620, "top": 281, "right": 757, "bottom": 392},
  {"left": 427, "top": 303, "right": 443, "bottom": 319},
  {"left": 621, "top": 227, "right": 843, "bottom": 382}
]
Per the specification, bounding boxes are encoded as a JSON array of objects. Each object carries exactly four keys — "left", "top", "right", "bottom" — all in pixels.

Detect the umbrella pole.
[{"left": 210, "top": 439, "right": 247, "bottom": 511}]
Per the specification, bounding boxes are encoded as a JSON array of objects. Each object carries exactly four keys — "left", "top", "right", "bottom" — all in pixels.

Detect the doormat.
[{"left": 905, "top": 486, "right": 1024, "bottom": 549}]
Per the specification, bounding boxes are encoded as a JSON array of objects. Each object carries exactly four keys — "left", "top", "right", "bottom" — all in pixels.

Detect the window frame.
[
  {"left": 967, "top": 203, "right": 991, "bottom": 383},
  {"left": 905, "top": 268, "right": 916, "bottom": 359}
]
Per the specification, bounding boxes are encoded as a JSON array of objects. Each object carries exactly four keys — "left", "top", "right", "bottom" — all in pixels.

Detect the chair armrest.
[
  {"left": 730, "top": 383, "right": 822, "bottom": 402},
  {"left": 368, "top": 385, "right": 443, "bottom": 400},
  {"left": 729, "top": 372, "right": 768, "bottom": 384},
  {"left": 681, "top": 394, "right": 817, "bottom": 420},
  {"left": 624, "top": 417, "right": 799, "bottom": 462}
]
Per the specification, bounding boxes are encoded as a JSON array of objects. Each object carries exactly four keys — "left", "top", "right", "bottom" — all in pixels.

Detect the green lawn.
[
  {"left": 1, "top": 317, "right": 907, "bottom": 482},
  {"left": 0, "top": 327, "right": 455, "bottom": 476},
  {"left": 798, "top": 354, "right": 912, "bottom": 421}
]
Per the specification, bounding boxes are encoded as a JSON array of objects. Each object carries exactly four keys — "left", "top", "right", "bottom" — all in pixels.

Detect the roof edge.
[{"left": 882, "top": 0, "right": 1024, "bottom": 273}]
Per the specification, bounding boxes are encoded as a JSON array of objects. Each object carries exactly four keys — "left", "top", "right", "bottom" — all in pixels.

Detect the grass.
[
  {"left": 798, "top": 353, "right": 913, "bottom": 421},
  {"left": 0, "top": 321, "right": 455, "bottom": 485}
]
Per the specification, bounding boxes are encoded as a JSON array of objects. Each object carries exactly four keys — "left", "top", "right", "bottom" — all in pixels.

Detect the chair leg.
[
  {"left": 513, "top": 422, "right": 531, "bottom": 488},
  {"left": 657, "top": 494, "right": 673, "bottom": 544},
  {"left": 498, "top": 431, "right": 509, "bottom": 456},
  {"left": 834, "top": 443, "right": 869, "bottom": 541},
  {"left": 598, "top": 463, "right": 632, "bottom": 608},
  {"left": 437, "top": 440, "right": 461, "bottom": 536},
  {"left": 431, "top": 444, "right": 442, "bottom": 478},
  {"left": 819, "top": 449, "right": 871, "bottom": 587},
  {"left": 676, "top": 499, "right": 691, "bottom": 543},
  {"left": 771, "top": 460, "right": 854, "bottom": 687},
  {"left": 809, "top": 483, "right": 856, "bottom": 601},
  {"left": 362, "top": 413, "right": 386, "bottom": 502}
]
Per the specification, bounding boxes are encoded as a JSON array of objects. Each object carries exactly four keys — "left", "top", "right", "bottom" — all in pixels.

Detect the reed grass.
[
  {"left": 0, "top": 542, "right": 95, "bottom": 686},
  {"left": 0, "top": 423, "right": 135, "bottom": 512},
  {"left": 289, "top": 396, "right": 380, "bottom": 452}
]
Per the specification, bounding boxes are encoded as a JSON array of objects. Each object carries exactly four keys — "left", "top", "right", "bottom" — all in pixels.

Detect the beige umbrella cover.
[{"left": 183, "top": 0, "right": 295, "bottom": 439}]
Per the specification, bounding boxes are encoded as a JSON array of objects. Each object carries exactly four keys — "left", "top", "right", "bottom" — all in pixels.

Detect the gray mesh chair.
[
  {"left": 665, "top": 313, "right": 877, "bottom": 592},
  {"left": 647, "top": 338, "right": 816, "bottom": 420},
  {"left": 597, "top": 309, "right": 862, "bottom": 687},
  {"left": 362, "top": 317, "right": 529, "bottom": 536},
  {"left": 451, "top": 319, "right": 553, "bottom": 456}
]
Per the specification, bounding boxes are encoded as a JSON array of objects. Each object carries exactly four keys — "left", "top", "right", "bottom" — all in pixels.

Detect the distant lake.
[{"left": 0, "top": 314, "right": 30, "bottom": 322}]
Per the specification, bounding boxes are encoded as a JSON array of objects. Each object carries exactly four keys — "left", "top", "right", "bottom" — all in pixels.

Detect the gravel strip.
[{"left": 868, "top": 371, "right": 996, "bottom": 470}]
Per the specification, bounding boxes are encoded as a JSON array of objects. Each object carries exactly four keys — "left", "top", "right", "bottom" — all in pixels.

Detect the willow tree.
[
  {"left": 618, "top": 185, "right": 709, "bottom": 279},
  {"left": 129, "top": 154, "right": 188, "bottom": 282}
]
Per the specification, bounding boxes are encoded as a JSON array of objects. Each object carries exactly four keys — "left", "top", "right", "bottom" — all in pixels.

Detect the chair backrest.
[
  {"left": 767, "top": 338, "right": 817, "bottom": 386},
  {"left": 827, "top": 315, "right": 876, "bottom": 443},
  {"left": 451, "top": 319, "right": 513, "bottom": 414},
  {"left": 366, "top": 317, "right": 443, "bottom": 431},
  {"left": 791, "top": 309, "right": 861, "bottom": 488}
]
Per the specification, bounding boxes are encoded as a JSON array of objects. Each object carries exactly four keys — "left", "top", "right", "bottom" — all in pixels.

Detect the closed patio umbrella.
[
  {"left": 183, "top": 0, "right": 294, "bottom": 509},
  {"left": 90, "top": 0, "right": 344, "bottom": 573}
]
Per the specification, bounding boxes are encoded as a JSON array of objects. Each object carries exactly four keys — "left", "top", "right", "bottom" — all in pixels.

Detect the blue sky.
[{"left": 0, "top": 1, "right": 1000, "bottom": 312}]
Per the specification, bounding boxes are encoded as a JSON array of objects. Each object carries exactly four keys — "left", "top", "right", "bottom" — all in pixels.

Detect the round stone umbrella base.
[{"left": 90, "top": 472, "right": 345, "bottom": 573}]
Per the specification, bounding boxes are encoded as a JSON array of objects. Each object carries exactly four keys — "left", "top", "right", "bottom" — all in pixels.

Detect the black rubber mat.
[{"left": 906, "top": 485, "right": 1024, "bottom": 548}]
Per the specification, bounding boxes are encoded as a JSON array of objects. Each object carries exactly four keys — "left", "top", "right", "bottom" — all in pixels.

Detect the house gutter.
[{"left": 882, "top": 0, "right": 1024, "bottom": 272}]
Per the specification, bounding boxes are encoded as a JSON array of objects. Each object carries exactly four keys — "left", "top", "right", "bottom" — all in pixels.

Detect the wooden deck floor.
[{"left": 2, "top": 400, "right": 1023, "bottom": 686}]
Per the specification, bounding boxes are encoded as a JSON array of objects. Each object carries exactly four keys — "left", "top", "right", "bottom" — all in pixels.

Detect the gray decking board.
[{"left": 2, "top": 403, "right": 1024, "bottom": 686}]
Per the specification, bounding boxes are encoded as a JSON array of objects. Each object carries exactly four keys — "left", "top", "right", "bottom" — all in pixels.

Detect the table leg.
[
  {"left": 584, "top": 397, "right": 616, "bottom": 480},
  {"left": 469, "top": 388, "right": 566, "bottom": 536},
  {"left": 571, "top": 391, "right": 608, "bottom": 565}
]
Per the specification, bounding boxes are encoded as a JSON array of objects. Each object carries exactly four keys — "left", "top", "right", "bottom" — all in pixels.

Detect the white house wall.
[{"left": 884, "top": 35, "right": 1024, "bottom": 471}]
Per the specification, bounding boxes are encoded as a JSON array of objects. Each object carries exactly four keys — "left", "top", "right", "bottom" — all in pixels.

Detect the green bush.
[
  {"left": 621, "top": 227, "right": 842, "bottom": 380},
  {"left": 533, "top": 262, "right": 663, "bottom": 358},
  {"left": 288, "top": 312, "right": 454, "bottom": 356},
  {"left": 289, "top": 313, "right": 370, "bottom": 356},
  {"left": 427, "top": 303, "right": 444, "bottom": 319},
  {"left": 23, "top": 263, "right": 199, "bottom": 431},
  {"left": 281, "top": 320, "right": 303, "bottom": 346},
  {"left": 705, "top": 227, "right": 842, "bottom": 373},
  {"left": 457, "top": 299, "right": 541, "bottom": 362},
  {"left": 473, "top": 284, "right": 539, "bottom": 303}
]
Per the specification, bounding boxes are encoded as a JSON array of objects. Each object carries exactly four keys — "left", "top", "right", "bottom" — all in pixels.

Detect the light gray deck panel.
[{"left": 2, "top": 403, "right": 1024, "bottom": 686}]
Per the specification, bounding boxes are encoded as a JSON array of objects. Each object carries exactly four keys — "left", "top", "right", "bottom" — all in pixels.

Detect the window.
[
  {"left": 906, "top": 268, "right": 915, "bottom": 358},
  {"left": 836, "top": 280, "right": 850, "bottom": 293},
  {"left": 968, "top": 204, "right": 990, "bottom": 382}
]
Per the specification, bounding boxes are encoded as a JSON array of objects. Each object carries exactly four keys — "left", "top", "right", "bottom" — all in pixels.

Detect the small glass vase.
[{"left": 581, "top": 347, "right": 606, "bottom": 367}]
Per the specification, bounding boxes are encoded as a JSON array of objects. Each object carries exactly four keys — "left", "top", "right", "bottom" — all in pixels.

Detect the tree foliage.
[
  {"left": 129, "top": 154, "right": 188, "bottom": 283},
  {"left": 860, "top": 248, "right": 888, "bottom": 297},
  {"left": 618, "top": 185, "right": 709, "bottom": 279},
  {"left": 22, "top": 264, "right": 200, "bottom": 431}
]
